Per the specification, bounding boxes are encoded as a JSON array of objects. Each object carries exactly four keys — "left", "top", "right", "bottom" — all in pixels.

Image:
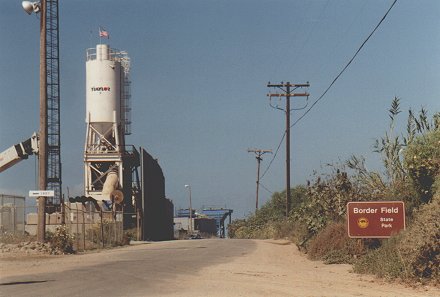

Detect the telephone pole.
[
  {"left": 267, "top": 82, "right": 309, "bottom": 217},
  {"left": 38, "top": 0, "right": 48, "bottom": 243},
  {"left": 22, "top": 0, "right": 61, "bottom": 242},
  {"left": 247, "top": 149, "right": 272, "bottom": 211}
]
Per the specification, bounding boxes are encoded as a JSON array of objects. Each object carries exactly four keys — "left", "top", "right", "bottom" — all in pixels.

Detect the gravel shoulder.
[
  {"left": 179, "top": 239, "right": 439, "bottom": 297},
  {"left": 0, "top": 243, "right": 150, "bottom": 278}
]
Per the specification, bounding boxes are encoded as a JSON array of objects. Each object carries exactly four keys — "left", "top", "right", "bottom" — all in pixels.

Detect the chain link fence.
[
  {"left": 0, "top": 194, "right": 25, "bottom": 234},
  {"left": 0, "top": 194, "right": 141, "bottom": 251},
  {"left": 62, "top": 203, "right": 126, "bottom": 251}
]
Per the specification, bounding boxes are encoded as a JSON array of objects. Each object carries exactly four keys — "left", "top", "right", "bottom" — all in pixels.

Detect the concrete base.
[{"left": 25, "top": 224, "right": 60, "bottom": 236}]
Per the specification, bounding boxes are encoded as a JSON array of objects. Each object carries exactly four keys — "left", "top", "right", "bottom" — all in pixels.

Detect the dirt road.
[{"left": 0, "top": 239, "right": 438, "bottom": 296}]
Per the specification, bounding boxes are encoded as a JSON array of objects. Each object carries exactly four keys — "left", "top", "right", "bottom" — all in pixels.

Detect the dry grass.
[{"left": 307, "top": 222, "right": 366, "bottom": 264}]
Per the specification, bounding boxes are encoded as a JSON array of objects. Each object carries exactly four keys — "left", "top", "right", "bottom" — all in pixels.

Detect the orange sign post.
[{"left": 347, "top": 201, "right": 405, "bottom": 238}]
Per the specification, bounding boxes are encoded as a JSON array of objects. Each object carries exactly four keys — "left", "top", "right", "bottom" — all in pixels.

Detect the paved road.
[
  {"left": 0, "top": 239, "right": 256, "bottom": 297},
  {"left": 2, "top": 239, "right": 438, "bottom": 297}
]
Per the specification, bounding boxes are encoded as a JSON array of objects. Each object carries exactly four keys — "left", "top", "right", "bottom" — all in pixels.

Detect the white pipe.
[{"left": 102, "top": 171, "right": 118, "bottom": 198}]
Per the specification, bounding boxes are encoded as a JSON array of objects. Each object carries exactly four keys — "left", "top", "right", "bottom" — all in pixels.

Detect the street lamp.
[
  {"left": 184, "top": 184, "right": 193, "bottom": 234},
  {"left": 22, "top": 1, "right": 41, "bottom": 14},
  {"left": 22, "top": 0, "right": 47, "bottom": 242}
]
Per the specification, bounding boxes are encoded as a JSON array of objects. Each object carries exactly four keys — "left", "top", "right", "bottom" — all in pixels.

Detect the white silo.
[
  {"left": 86, "top": 44, "right": 121, "bottom": 137},
  {"left": 84, "top": 43, "right": 131, "bottom": 202}
]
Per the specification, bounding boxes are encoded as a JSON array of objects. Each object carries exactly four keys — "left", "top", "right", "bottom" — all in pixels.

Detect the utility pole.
[
  {"left": 38, "top": 0, "right": 48, "bottom": 243},
  {"left": 22, "top": 0, "right": 61, "bottom": 242},
  {"left": 267, "top": 82, "right": 309, "bottom": 217},
  {"left": 184, "top": 185, "right": 193, "bottom": 235},
  {"left": 247, "top": 149, "right": 272, "bottom": 211}
]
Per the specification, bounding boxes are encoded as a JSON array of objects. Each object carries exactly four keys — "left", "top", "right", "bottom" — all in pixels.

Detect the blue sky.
[{"left": 1, "top": 0, "right": 439, "bottom": 218}]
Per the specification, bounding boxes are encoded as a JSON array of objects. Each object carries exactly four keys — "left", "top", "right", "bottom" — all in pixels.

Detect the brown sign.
[{"left": 347, "top": 201, "right": 405, "bottom": 238}]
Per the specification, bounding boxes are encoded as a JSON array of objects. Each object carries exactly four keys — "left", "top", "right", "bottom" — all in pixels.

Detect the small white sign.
[{"left": 29, "top": 190, "right": 55, "bottom": 197}]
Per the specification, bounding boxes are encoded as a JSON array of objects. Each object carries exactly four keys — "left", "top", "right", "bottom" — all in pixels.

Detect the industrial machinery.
[
  {"left": 84, "top": 43, "right": 132, "bottom": 204},
  {"left": 82, "top": 43, "right": 174, "bottom": 240},
  {"left": 201, "top": 208, "right": 233, "bottom": 238},
  {"left": 0, "top": 133, "right": 39, "bottom": 173}
]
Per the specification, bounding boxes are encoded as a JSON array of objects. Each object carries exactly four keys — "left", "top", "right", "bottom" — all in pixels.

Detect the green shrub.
[
  {"left": 230, "top": 220, "right": 279, "bottom": 239},
  {"left": 228, "top": 186, "right": 306, "bottom": 239},
  {"left": 293, "top": 167, "right": 359, "bottom": 241},
  {"left": 404, "top": 130, "right": 440, "bottom": 203}
]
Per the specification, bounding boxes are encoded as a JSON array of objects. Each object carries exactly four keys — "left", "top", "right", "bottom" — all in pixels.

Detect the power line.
[
  {"left": 291, "top": 0, "right": 398, "bottom": 129},
  {"left": 259, "top": 0, "right": 398, "bottom": 183},
  {"left": 260, "top": 132, "right": 285, "bottom": 180},
  {"left": 259, "top": 182, "right": 273, "bottom": 195},
  {"left": 292, "top": 0, "right": 330, "bottom": 72},
  {"left": 267, "top": 82, "right": 310, "bottom": 216},
  {"left": 262, "top": 81, "right": 309, "bottom": 183}
]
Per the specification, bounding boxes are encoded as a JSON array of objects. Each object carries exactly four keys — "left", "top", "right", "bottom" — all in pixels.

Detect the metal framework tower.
[
  {"left": 201, "top": 208, "right": 233, "bottom": 238},
  {"left": 45, "top": 0, "right": 62, "bottom": 205}
]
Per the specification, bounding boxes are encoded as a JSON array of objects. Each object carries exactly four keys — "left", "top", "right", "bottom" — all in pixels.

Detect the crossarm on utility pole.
[
  {"left": 247, "top": 149, "right": 272, "bottom": 211},
  {"left": 267, "top": 93, "right": 309, "bottom": 97},
  {"left": 266, "top": 81, "right": 310, "bottom": 217}
]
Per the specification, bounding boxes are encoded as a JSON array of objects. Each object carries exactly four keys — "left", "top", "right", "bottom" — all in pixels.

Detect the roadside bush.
[
  {"left": 398, "top": 198, "right": 440, "bottom": 281},
  {"left": 270, "top": 219, "right": 297, "bottom": 240},
  {"left": 228, "top": 186, "right": 306, "bottom": 239},
  {"left": 230, "top": 100, "right": 439, "bottom": 283},
  {"left": 228, "top": 219, "right": 246, "bottom": 238},
  {"left": 308, "top": 222, "right": 365, "bottom": 264},
  {"left": 122, "top": 228, "right": 137, "bottom": 245},
  {"left": 230, "top": 219, "right": 279, "bottom": 239},
  {"left": 293, "top": 167, "right": 356, "bottom": 240},
  {"left": 47, "top": 225, "right": 74, "bottom": 254},
  {"left": 85, "top": 221, "right": 124, "bottom": 247},
  {"left": 354, "top": 236, "right": 407, "bottom": 279},
  {"left": 434, "top": 176, "right": 440, "bottom": 202},
  {"left": 354, "top": 198, "right": 440, "bottom": 282},
  {"left": 404, "top": 129, "right": 440, "bottom": 203}
]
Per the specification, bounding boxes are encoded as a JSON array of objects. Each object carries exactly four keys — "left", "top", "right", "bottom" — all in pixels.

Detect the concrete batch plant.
[
  {"left": 82, "top": 43, "right": 173, "bottom": 241},
  {"left": 84, "top": 44, "right": 132, "bottom": 203}
]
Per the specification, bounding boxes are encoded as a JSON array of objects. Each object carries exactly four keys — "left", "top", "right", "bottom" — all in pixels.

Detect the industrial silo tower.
[{"left": 84, "top": 43, "right": 132, "bottom": 204}]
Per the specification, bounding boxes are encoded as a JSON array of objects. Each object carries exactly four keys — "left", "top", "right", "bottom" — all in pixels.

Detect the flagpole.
[{"left": 98, "top": 27, "right": 109, "bottom": 44}]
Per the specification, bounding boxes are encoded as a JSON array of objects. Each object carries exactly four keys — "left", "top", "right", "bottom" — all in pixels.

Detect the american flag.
[{"left": 99, "top": 27, "right": 109, "bottom": 39}]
